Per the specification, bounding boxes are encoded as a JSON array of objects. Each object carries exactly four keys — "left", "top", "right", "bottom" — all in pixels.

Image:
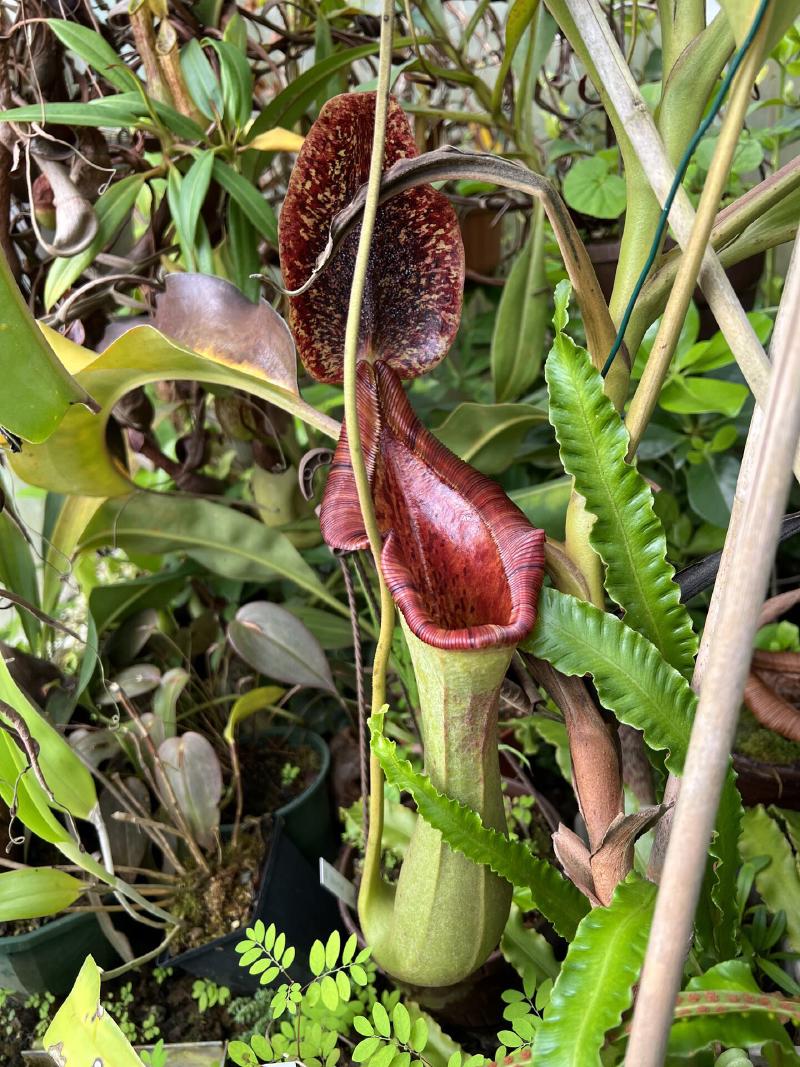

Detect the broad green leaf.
[
  {"left": 491, "top": 0, "right": 541, "bottom": 113},
  {"left": 533, "top": 876, "right": 656, "bottom": 1066},
  {"left": 228, "top": 601, "right": 336, "bottom": 692},
  {"left": 491, "top": 212, "right": 548, "bottom": 402},
  {"left": 667, "top": 960, "right": 795, "bottom": 1057},
  {"left": 659, "top": 376, "right": 749, "bottom": 417},
  {"left": 0, "top": 510, "right": 41, "bottom": 648},
  {"left": 687, "top": 453, "right": 739, "bottom": 527},
  {"left": 47, "top": 19, "right": 138, "bottom": 92},
  {"left": 213, "top": 159, "right": 278, "bottom": 243},
  {"left": 223, "top": 685, "right": 288, "bottom": 744},
  {"left": 433, "top": 402, "right": 545, "bottom": 475},
  {"left": 286, "top": 605, "right": 354, "bottom": 649},
  {"left": 0, "top": 242, "right": 90, "bottom": 442},
  {"left": 43, "top": 495, "right": 104, "bottom": 613},
  {"left": 0, "top": 867, "right": 87, "bottom": 921},
  {"left": 0, "top": 97, "right": 143, "bottom": 128},
  {"left": 0, "top": 650, "right": 97, "bottom": 819},
  {"left": 44, "top": 173, "right": 145, "bottom": 309},
  {"left": 369, "top": 710, "right": 589, "bottom": 940},
  {"left": 181, "top": 38, "right": 222, "bottom": 120},
  {"left": 44, "top": 957, "right": 144, "bottom": 1066},
  {"left": 740, "top": 805, "right": 800, "bottom": 952},
  {"left": 562, "top": 158, "right": 626, "bottom": 220},
  {"left": 11, "top": 322, "right": 335, "bottom": 497},
  {"left": 509, "top": 476, "right": 571, "bottom": 540},
  {"left": 719, "top": 0, "right": 800, "bottom": 53},
  {"left": 78, "top": 494, "right": 347, "bottom": 615},
  {"left": 696, "top": 133, "right": 764, "bottom": 175},
  {"left": 546, "top": 309, "right": 697, "bottom": 676},
  {"left": 89, "top": 564, "right": 195, "bottom": 635}
]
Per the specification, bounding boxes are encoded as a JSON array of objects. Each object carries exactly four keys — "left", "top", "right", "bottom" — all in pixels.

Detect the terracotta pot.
[{"left": 459, "top": 208, "right": 503, "bottom": 277}]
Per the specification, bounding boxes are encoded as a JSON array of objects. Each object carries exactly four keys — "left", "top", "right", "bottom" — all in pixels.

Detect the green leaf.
[
  {"left": 354, "top": 1016, "right": 375, "bottom": 1037},
  {"left": 310, "top": 940, "right": 326, "bottom": 976},
  {"left": 182, "top": 152, "right": 215, "bottom": 245},
  {"left": 44, "top": 957, "right": 143, "bottom": 1066},
  {"left": 321, "top": 974, "right": 339, "bottom": 1011},
  {"left": 228, "top": 601, "right": 336, "bottom": 692},
  {"left": 223, "top": 686, "right": 287, "bottom": 745},
  {"left": 353, "top": 1038, "right": 382, "bottom": 1063},
  {"left": 491, "top": 0, "right": 541, "bottom": 113},
  {"left": 78, "top": 494, "right": 346, "bottom": 615},
  {"left": 369, "top": 710, "right": 589, "bottom": 940},
  {"left": 373, "top": 1003, "right": 391, "bottom": 1039},
  {"left": 325, "top": 928, "right": 341, "bottom": 969},
  {"left": 0, "top": 867, "right": 87, "bottom": 920},
  {"left": 393, "top": 1003, "right": 411, "bottom": 1045},
  {"left": 409, "top": 1018, "right": 428, "bottom": 1054},
  {"left": 213, "top": 159, "right": 278, "bottom": 243},
  {"left": 342, "top": 931, "right": 358, "bottom": 965},
  {"left": 533, "top": 876, "right": 656, "bottom": 1066},
  {"left": 181, "top": 39, "right": 222, "bottom": 120},
  {"left": 207, "top": 39, "right": 253, "bottom": 129},
  {"left": 226, "top": 198, "right": 260, "bottom": 301},
  {"left": 545, "top": 313, "right": 697, "bottom": 676},
  {"left": 44, "top": 173, "right": 145, "bottom": 309},
  {"left": 433, "top": 402, "right": 545, "bottom": 475},
  {"left": 0, "top": 510, "right": 41, "bottom": 649},
  {"left": 562, "top": 157, "right": 626, "bottom": 220},
  {"left": 0, "top": 241, "right": 90, "bottom": 443},
  {"left": 659, "top": 376, "right": 749, "bottom": 417},
  {"left": 0, "top": 97, "right": 143, "bottom": 128},
  {"left": 12, "top": 321, "right": 333, "bottom": 498},
  {"left": 509, "top": 477, "right": 572, "bottom": 540},
  {"left": 687, "top": 453, "right": 739, "bottom": 527},
  {"left": 501, "top": 903, "right": 560, "bottom": 983},
  {"left": 740, "top": 806, "right": 800, "bottom": 952},
  {"left": 46, "top": 19, "right": 138, "bottom": 92},
  {"left": 491, "top": 214, "right": 549, "bottom": 402}
]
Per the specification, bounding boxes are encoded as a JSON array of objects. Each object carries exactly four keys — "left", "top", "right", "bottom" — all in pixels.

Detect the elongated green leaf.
[
  {"left": 0, "top": 242, "right": 90, "bottom": 443},
  {"left": 532, "top": 875, "right": 656, "bottom": 1067},
  {"left": 0, "top": 511, "right": 41, "bottom": 648},
  {"left": 213, "top": 159, "right": 277, "bottom": 243},
  {"left": 208, "top": 38, "right": 252, "bottom": 129},
  {"left": 226, "top": 198, "right": 260, "bottom": 301},
  {"left": 183, "top": 152, "right": 215, "bottom": 247},
  {"left": 491, "top": 0, "right": 541, "bottom": 113},
  {"left": 44, "top": 173, "right": 145, "bottom": 309},
  {"left": 526, "top": 587, "right": 740, "bottom": 952},
  {"left": 0, "top": 867, "right": 87, "bottom": 921},
  {"left": 0, "top": 97, "right": 143, "bottom": 129},
  {"left": 509, "top": 476, "right": 571, "bottom": 539},
  {"left": 45, "top": 957, "right": 144, "bottom": 1066},
  {"left": 546, "top": 286, "right": 697, "bottom": 676},
  {"left": 433, "top": 402, "right": 545, "bottom": 475},
  {"left": 181, "top": 38, "right": 222, "bottom": 120},
  {"left": 46, "top": 19, "right": 138, "bottom": 93},
  {"left": 740, "top": 805, "right": 800, "bottom": 952},
  {"left": 78, "top": 493, "right": 347, "bottom": 616},
  {"left": 491, "top": 210, "right": 548, "bottom": 401},
  {"left": 501, "top": 903, "right": 560, "bottom": 982},
  {"left": 369, "top": 711, "right": 588, "bottom": 940},
  {"left": 12, "top": 321, "right": 335, "bottom": 497}
]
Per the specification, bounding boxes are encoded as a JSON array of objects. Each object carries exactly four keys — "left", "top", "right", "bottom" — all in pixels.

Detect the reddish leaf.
[
  {"left": 279, "top": 93, "right": 464, "bottom": 383},
  {"left": 320, "top": 361, "right": 545, "bottom": 650}
]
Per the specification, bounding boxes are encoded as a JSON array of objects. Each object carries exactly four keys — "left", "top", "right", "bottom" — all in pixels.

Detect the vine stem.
[
  {"left": 626, "top": 231, "right": 800, "bottom": 1067},
  {"left": 337, "top": 0, "right": 397, "bottom": 914},
  {"left": 624, "top": 12, "right": 767, "bottom": 456}
]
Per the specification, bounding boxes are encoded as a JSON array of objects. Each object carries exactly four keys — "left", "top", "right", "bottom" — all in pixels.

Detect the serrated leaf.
[
  {"left": 545, "top": 306, "right": 697, "bottom": 676},
  {"left": 370, "top": 711, "right": 588, "bottom": 940},
  {"left": 533, "top": 876, "right": 656, "bottom": 1066}
]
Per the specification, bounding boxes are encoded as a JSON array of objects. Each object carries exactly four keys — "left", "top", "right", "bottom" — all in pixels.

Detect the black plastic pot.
[
  {"left": 272, "top": 727, "right": 336, "bottom": 863},
  {"left": 167, "top": 817, "right": 343, "bottom": 994},
  {"left": 0, "top": 911, "right": 120, "bottom": 998}
]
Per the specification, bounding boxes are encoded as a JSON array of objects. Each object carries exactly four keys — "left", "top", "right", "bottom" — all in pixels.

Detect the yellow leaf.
[{"left": 245, "top": 127, "right": 305, "bottom": 153}]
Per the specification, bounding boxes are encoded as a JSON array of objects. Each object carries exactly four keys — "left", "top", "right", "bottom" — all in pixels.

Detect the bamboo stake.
[
  {"left": 558, "top": 0, "right": 800, "bottom": 483},
  {"left": 625, "top": 232, "right": 800, "bottom": 1067}
]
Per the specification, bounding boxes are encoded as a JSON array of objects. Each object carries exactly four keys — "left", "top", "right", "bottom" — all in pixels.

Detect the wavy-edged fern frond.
[
  {"left": 546, "top": 283, "right": 697, "bottom": 678},
  {"left": 369, "top": 711, "right": 589, "bottom": 940},
  {"left": 526, "top": 587, "right": 740, "bottom": 948},
  {"left": 532, "top": 875, "right": 656, "bottom": 1067}
]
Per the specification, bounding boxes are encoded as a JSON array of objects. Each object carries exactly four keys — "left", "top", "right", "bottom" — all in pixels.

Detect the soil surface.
[{"left": 223, "top": 739, "right": 321, "bottom": 820}]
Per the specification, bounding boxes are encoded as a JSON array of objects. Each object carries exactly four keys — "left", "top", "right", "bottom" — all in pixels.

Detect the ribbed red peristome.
[
  {"left": 278, "top": 92, "right": 464, "bottom": 384},
  {"left": 320, "top": 362, "right": 546, "bottom": 650}
]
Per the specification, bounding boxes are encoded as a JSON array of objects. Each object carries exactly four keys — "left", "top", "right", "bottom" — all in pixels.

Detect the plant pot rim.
[
  {"left": 269, "top": 726, "right": 330, "bottom": 822},
  {"left": 0, "top": 909, "right": 102, "bottom": 949}
]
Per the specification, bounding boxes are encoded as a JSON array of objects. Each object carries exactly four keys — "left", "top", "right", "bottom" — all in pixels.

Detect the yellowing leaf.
[{"left": 245, "top": 127, "right": 305, "bottom": 152}]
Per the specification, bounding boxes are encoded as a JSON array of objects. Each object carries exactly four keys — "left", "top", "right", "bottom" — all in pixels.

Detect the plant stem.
[
  {"left": 626, "top": 231, "right": 800, "bottom": 1067},
  {"left": 624, "top": 15, "right": 767, "bottom": 456},
  {"left": 335, "top": 0, "right": 396, "bottom": 924}
]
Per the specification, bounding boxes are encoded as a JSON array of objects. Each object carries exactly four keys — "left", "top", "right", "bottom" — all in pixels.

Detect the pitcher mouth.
[{"left": 320, "top": 360, "right": 546, "bottom": 651}]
